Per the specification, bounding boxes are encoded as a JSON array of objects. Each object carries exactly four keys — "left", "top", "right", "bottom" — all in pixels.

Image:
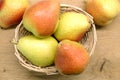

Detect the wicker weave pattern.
[{"left": 13, "top": 4, "right": 97, "bottom": 75}]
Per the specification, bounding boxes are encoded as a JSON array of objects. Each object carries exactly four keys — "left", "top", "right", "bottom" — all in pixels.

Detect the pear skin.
[
  {"left": 17, "top": 35, "right": 58, "bottom": 67},
  {"left": 54, "top": 12, "right": 91, "bottom": 42},
  {"left": 55, "top": 40, "right": 89, "bottom": 75},
  {"left": 0, "top": 0, "right": 29, "bottom": 28},
  {"left": 23, "top": 0, "right": 60, "bottom": 38},
  {"left": 86, "top": 0, "right": 120, "bottom": 26}
]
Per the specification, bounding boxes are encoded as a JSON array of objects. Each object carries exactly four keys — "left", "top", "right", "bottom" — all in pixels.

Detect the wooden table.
[{"left": 0, "top": 0, "right": 120, "bottom": 80}]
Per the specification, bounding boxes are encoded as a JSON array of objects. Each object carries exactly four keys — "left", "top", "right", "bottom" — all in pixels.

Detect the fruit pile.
[
  {"left": 16, "top": 0, "right": 91, "bottom": 75},
  {"left": 1, "top": 0, "right": 119, "bottom": 75}
]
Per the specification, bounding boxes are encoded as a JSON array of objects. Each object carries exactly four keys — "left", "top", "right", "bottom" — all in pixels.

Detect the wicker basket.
[{"left": 13, "top": 4, "right": 97, "bottom": 75}]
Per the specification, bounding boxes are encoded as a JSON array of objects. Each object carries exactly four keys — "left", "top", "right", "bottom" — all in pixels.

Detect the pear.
[
  {"left": 0, "top": 0, "right": 29, "bottom": 28},
  {"left": 86, "top": 0, "right": 120, "bottom": 26},
  {"left": 54, "top": 12, "right": 91, "bottom": 42},
  {"left": 17, "top": 35, "right": 58, "bottom": 67},
  {"left": 23, "top": 0, "right": 60, "bottom": 38},
  {"left": 55, "top": 40, "right": 89, "bottom": 75}
]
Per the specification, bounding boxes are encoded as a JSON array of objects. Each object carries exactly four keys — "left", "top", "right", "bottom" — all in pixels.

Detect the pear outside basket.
[{"left": 13, "top": 4, "right": 97, "bottom": 75}]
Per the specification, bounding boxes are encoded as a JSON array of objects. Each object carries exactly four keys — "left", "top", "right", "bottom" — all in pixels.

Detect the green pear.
[
  {"left": 55, "top": 40, "right": 89, "bottom": 75},
  {"left": 54, "top": 12, "right": 91, "bottom": 42},
  {"left": 0, "top": 0, "right": 29, "bottom": 28},
  {"left": 86, "top": 0, "right": 120, "bottom": 26},
  {"left": 23, "top": 0, "right": 60, "bottom": 38},
  {"left": 17, "top": 35, "right": 58, "bottom": 67}
]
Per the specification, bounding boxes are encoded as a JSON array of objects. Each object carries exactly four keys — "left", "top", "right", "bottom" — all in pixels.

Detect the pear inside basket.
[{"left": 13, "top": 4, "right": 97, "bottom": 75}]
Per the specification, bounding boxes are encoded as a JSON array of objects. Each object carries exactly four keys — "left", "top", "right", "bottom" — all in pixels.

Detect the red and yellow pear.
[
  {"left": 86, "top": 0, "right": 120, "bottom": 26},
  {"left": 55, "top": 40, "right": 90, "bottom": 75},
  {"left": 0, "top": 0, "right": 29, "bottom": 28},
  {"left": 23, "top": 0, "right": 60, "bottom": 38}
]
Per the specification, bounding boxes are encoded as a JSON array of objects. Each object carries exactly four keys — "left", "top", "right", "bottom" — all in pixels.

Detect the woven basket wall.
[{"left": 13, "top": 4, "right": 97, "bottom": 75}]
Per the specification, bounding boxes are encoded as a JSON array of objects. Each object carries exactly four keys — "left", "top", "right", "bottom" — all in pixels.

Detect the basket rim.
[{"left": 13, "top": 3, "right": 97, "bottom": 75}]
